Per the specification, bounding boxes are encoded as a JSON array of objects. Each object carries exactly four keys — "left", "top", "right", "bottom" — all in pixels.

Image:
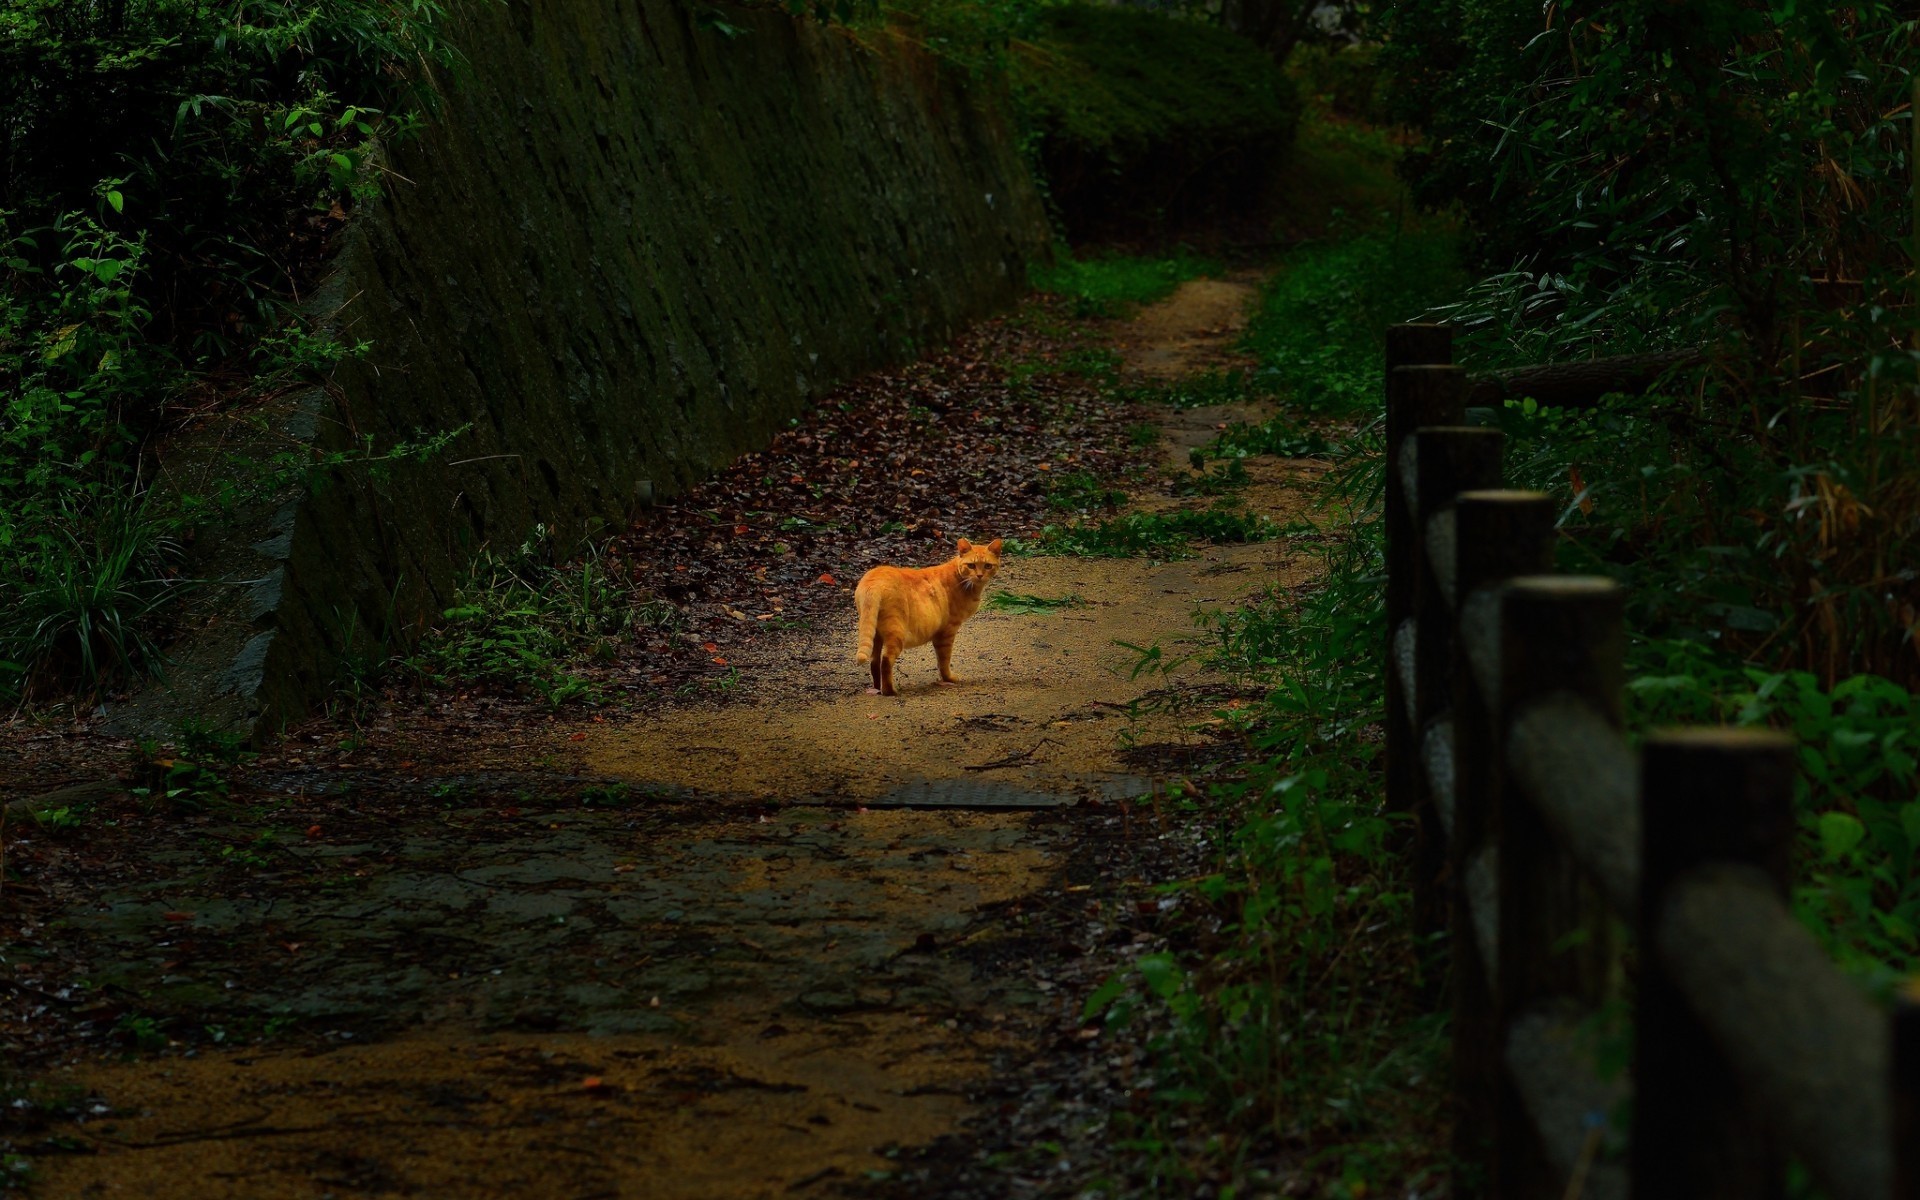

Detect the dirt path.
[{"left": 7, "top": 273, "right": 1324, "bottom": 1199}]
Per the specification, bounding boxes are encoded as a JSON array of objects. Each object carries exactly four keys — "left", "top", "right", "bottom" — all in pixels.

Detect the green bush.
[
  {"left": 1009, "top": 4, "right": 1301, "bottom": 236},
  {"left": 0, "top": 0, "right": 460, "bottom": 702}
]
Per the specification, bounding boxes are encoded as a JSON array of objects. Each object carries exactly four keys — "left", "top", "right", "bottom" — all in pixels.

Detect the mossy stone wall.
[{"left": 132, "top": 0, "right": 1047, "bottom": 733}]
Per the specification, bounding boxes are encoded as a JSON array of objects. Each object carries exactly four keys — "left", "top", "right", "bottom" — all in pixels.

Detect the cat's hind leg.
[
  {"left": 877, "top": 625, "right": 905, "bottom": 697},
  {"left": 867, "top": 630, "right": 885, "bottom": 694}
]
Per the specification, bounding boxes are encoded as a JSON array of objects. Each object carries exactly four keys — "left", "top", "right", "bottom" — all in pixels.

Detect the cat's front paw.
[
  {"left": 936, "top": 676, "right": 963, "bottom": 686},
  {"left": 864, "top": 686, "right": 881, "bottom": 695}
]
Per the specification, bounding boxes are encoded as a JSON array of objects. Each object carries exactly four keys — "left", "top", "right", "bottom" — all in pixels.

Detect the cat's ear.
[
  {"left": 956, "top": 538, "right": 972, "bottom": 552},
  {"left": 987, "top": 538, "right": 1004, "bottom": 555}
]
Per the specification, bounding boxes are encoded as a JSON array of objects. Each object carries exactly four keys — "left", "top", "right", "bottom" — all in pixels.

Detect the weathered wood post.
[
  {"left": 1633, "top": 729, "right": 1795, "bottom": 1198},
  {"left": 1385, "top": 358, "right": 1465, "bottom": 990},
  {"left": 1495, "top": 576, "right": 1623, "bottom": 1197},
  {"left": 1447, "top": 490, "right": 1556, "bottom": 1187},
  {"left": 1383, "top": 326, "right": 1456, "bottom": 834},
  {"left": 1896, "top": 982, "right": 1920, "bottom": 1199},
  {"left": 1407, "top": 427, "right": 1504, "bottom": 947}
]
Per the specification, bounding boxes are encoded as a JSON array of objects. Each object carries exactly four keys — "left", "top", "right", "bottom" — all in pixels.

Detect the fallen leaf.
[
  {"left": 815, "top": 572, "right": 837, "bottom": 585},
  {"left": 1570, "top": 465, "right": 1594, "bottom": 515},
  {"left": 568, "top": 732, "right": 587, "bottom": 742},
  {"left": 711, "top": 656, "right": 729, "bottom": 666},
  {"left": 733, "top": 524, "right": 749, "bottom": 535},
  {"left": 305, "top": 825, "right": 323, "bottom": 838},
  {"left": 702, "top": 641, "right": 719, "bottom": 653},
  {"left": 162, "top": 911, "right": 194, "bottom": 923}
]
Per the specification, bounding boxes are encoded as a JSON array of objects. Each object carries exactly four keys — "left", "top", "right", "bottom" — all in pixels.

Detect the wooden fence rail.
[{"left": 1381, "top": 324, "right": 1920, "bottom": 1199}]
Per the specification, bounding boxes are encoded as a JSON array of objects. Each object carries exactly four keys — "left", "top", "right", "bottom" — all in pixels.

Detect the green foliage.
[
  {"left": 0, "top": 493, "right": 179, "bottom": 700},
  {"left": 1043, "top": 468, "right": 1127, "bottom": 513},
  {"left": 1090, "top": 507, "right": 1444, "bottom": 1187},
  {"left": 1627, "top": 639, "right": 1920, "bottom": 982},
  {"left": 1033, "top": 506, "right": 1278, "bottom": 558},
  {"left": 1167, "top": 457, "right": 1249, "bottom": 497},
  {"left": 408, "top": 527, "right": 636, "bottom": 709},
  {"left": 1203, "top": 418, "right": 1335, "bottom": 461},
  {"left": 1008, "top": 4, "right": 1301, "bottom": 234},
  {"left": 1381, "top": 0, "right": 1920, "bottom": 684},
  {"left": 0, "top": 0, "right": 461, "bottom": 702},
  {"left": 1241, "top": 229, "right": 1462, "bottom": 415},
  {"left": 1029, "top": 248, "right": 1220, "bottom": 318}
]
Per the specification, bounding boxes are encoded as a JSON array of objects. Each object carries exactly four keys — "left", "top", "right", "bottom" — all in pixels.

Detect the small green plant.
[
  {"left": 219, "top": 831, "right": 277, "bottom": 870},
  {"left": 115, "top": 1014, "right": 169, "bottom": 1053},
  {"left": 0, "top": 493, "right": 182, "bottom": 702},
  {"left": 1203, "top": 418, "right": 1337, "bottom": 461},
  {"left": 985, "top": 591, "right": 1089, "bottom": 614},
  {"left": 1045, "top": 470, "right": 1128, "bottom": 513},
  {"left": 1126, "top": 423, "right": 1161, "bottom": 448},
  {"left": 27, "top": 805, "right": 88, "bottom": 832},
  {"left": 409, "top": 531, "right": 628, "bottom": 709},
  {"left": 1169, "top": 459, "right": 1250, "bottom": 496},
  {"left": 579, "top": 782, "right": 634, "bottom": 807}
]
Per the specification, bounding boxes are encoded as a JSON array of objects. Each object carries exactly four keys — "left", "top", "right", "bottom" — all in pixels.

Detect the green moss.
[{"left": 1009, "top": 5, "right": 1300, "bottom": 235}]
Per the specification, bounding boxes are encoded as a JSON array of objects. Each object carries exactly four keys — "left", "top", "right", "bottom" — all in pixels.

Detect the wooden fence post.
[
  {"left": 1407, "top": 427, "right": 1504, "bottom": 948},
  {"left": 1633, "top": 729, "right": 1795, "bottom": 1199},
  {"left": 1447, "top": 490, "right": 1556, "bottom": 1189},
  {"left": 1383, "top": 329, "right": 1458, "bottom": 832},
  {"left": 1893, "top": 981, "right": 1919, "bottom": 1199},
  {"left": 1496, "top": 577, "right": 1623, "bottom": 1198}
]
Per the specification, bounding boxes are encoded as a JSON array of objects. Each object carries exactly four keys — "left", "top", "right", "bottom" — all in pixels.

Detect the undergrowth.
[
  {"left": 406, "top": 527, "right": 667, "bottom": 710},
  {"left": 1242, "top": 226, "right": 1462, "bottom": 417},
  {"left": 0, "top": 2, "right": 463, "bottom": 704},
  {"left": 1030, "top": 249, "right": 1221, "bottom": 318}
]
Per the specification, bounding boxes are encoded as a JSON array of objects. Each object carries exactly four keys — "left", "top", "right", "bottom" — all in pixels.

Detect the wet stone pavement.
[{"left": 48, "top": 791, "right": 1070, "bottom": 1040}]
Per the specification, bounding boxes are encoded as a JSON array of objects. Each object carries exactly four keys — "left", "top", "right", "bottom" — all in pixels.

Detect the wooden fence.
[{"left": 1381, "top": 324, "right": 1920, "bottom": 1199}]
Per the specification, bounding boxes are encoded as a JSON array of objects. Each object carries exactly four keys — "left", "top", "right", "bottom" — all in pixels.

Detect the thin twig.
[{"left": 963, "top": 738, "right": 1059, "bottom": 772}]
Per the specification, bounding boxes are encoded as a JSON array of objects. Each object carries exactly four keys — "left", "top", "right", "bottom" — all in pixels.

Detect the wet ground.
[{"left": 2, "top": 273, "right": 1334, "bottom": 1198}]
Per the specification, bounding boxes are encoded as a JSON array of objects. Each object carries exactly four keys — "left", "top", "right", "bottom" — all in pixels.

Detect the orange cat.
[{"left": 854, "top": 537, "right": 1004, "bottom": 696}]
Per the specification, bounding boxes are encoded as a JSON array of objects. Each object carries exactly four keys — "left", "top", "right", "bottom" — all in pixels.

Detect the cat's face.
[{"left": 953, "top": 537, "right": 1003, "bottom": 593}]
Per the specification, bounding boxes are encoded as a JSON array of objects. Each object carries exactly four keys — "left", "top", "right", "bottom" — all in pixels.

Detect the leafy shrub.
[
  {"left": 0, "top": 0, "right": 459, "bottom": 702},
  {"left": 1628, "top": 638, "right": 1920, "bottom": 983},
  {"left": 1381, "top": 0, "right": 1920, "bottom": 686},
  {"left": 408, "top": 529, "right": 637, "bottom": 709},
  {"left": 0, "top": 493, "right": 179, "bottom": 699},
  {"left": 1240, "top": 229, "right": 1462, "bottom": 416}
]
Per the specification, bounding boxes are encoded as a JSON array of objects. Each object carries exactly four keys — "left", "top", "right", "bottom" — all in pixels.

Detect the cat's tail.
[{"left": 854, "top": 585, "right": 876, "bottom": 663}]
